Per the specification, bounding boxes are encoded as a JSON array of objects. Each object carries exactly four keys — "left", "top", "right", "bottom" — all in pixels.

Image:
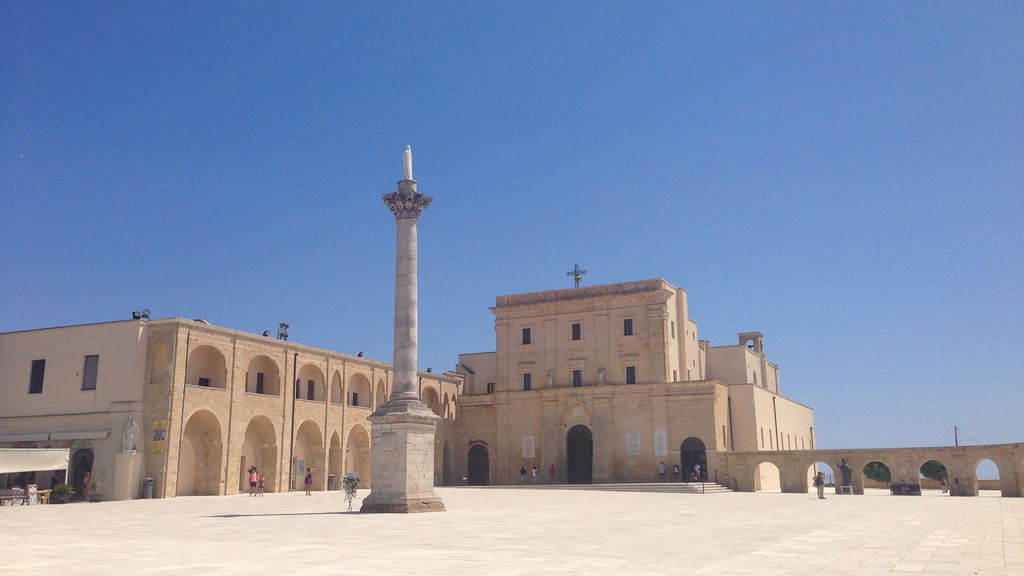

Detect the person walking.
[
  {"left": 532, "top": 466, "right": 538, "bottom": 483},
  {"left": 520, "top": 466, "right": 527, "bottom": 483},
  {"left": 249, "top": 466, "right": 258, "bottom": 497},
  {"left": 672, "top": 464, "right": 680, "bottom": 482},
  {"left": 814, "top": 471, "right": 826, "bottom": 499},
  {"left": 549, "top": 464, "right": 556, "bottom": 483},
  {"left": 304, "top": 467, "right": 314, "bottom": 495},
  {"left": 658, "top": 461, "right": 666, "bottom": 482},
  {"left": 257, "top": 474, "right": 265, "bottom": 496}
]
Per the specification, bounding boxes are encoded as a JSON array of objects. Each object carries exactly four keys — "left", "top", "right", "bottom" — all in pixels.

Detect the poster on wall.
[
  {"left": 152, "top": 420, "right": 167, "bottom": 453},
  {"left": 626, "top": 432, "right": 642, "bottom": 455}
]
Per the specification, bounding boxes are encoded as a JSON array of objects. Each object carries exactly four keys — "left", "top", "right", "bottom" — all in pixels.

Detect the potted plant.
[
  {"left": 88, "top": 478, "right": 103, "bottom": 503},
  {"left": 51, "top": 483, "right": 75, "bottom": 504}
]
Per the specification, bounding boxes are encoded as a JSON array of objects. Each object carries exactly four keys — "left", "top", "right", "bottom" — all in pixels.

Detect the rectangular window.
[
  {"left": 256, "top": 372, "right": 265, "bottom": 394},
  {"left": 571, "top": 323, "right": 581, "bottom": 341},
  {"left": 82, "top": 355, "right": 99, "bottom": 390},
  {"left": 623, "top": 318, "right": 633, "bottom": 336},
  {"left": 198, "top": 377, "right": 210, "bottom": 387},
  {"left": 625, "top": 366, "right": 636, "bottom": 384},
  {"left": 522, "top": 328, "right": 531, "bottom": 345},
  {"left": 671, "top": 321, "right": 675, "bottom": 339},
  {"left": 295, "top": 380, "right": 301, "bottom": 398},
  {"left": 351, "top": 392, "right": 358, "bottom": 406},
  {"left": 307, "top": 379, "right": 315, "bottom": 400},
  {"left": 29, "top": 359, "right": 45, "bottom": 394},
  {"left": 523, "top": 373, "right": 532, "bottom": 391},
  {"left": 486, "top": 382, "right": 495, "bottom": 394},
  {"left": 572, "top": 369, "right": 582, "bottom": 387}
]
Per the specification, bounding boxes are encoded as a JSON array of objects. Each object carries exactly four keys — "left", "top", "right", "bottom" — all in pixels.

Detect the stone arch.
[
  {"left": 467, "top": 444, "right": 489, "bottom": 486},
  {"left": 974, "top": 458, "right": 1001, "bottom": 497},
  {"left": 330, "top": 371, "right": 343, "bottom": 405},
  {"left": 375, "top": 378, "right": 387, "bottom": 408},
  {"left": 240, "top": 416, "right": 277, "bottom": 493},
  {"left": 567, "top": 425, "right": 593, "bottom": 484},
  {"left": 328, "top": 431, "right": 343, "bottom": 490},
  {"left": 296, "top": 364, "right": 326, "bottom": 402},
  {"left": 348, "top": 374, "right": 371, "bottom": 407},
  {"left": 807, "top": 461, "right": 835, "bottom": 494},
  {"left": 151, "top": 342, "right": 169, "bottom": 384},
  {"left": 863, "top": 461, "right": 892, "bottom": 489},
  {"left": 680, "top": 437, "right": 708, "bottom": 482},
  {"left": 293, "top": 420, "right": 324, "bottom": 490},
  {"left": 346, "top": 425, "right": 371, "bottom": 486},
  {"left": 918, "top": 459, "right": 949, "bottom": 492},
  {"left": 246, "top": 355, "right": 280, "bottom": 396},
  {"left": 422, "top": 386, "right": 441, "bottom": 416},
  {"left": 178, "top": 409, "right": 223, "bottom": 496},
  {"left": 186, "top": 345, "right": 227, "bottom": 389},
  {"left": 754, "top": 461, "right": 781, "bottom": 492}
]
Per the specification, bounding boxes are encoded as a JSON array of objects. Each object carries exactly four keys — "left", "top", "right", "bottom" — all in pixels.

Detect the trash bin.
[
  {"left": 328, "top": 474, "right": 336, "bottom": 491},
  {"left": 143, "top": 476, "right": 154, "bottom": 499}
]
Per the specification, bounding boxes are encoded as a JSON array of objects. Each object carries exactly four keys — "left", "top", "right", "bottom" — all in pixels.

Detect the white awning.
[
  {"left": 0, "top": 429, "right": 110, "bottom": 443},
  {"left": 0, "top": 448, "right": 71, "bottom": 474}
]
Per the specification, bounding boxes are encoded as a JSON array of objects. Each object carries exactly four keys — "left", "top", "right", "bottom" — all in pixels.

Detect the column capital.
[{"left": 383, "top": 180, "right": 433, "bottom": 220}]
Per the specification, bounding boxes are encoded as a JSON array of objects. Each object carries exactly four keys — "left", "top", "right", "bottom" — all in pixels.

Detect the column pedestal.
[
  {"left": 113, "top": 451, "right": 142, "bottom": 501},
  {"left": 360, "top": 400, "right": 445, "bottom": 513}
]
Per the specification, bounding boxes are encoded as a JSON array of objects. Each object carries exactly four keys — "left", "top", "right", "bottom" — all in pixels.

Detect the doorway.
[
  {"left": 567, "top": 425, "right": 593, "bottom": 484},
  {"left": 467, "top": 444, "right": 489, "bottom": 486},
  {"left": 680, "top": 437, "right": 707, "bottom": 482}
]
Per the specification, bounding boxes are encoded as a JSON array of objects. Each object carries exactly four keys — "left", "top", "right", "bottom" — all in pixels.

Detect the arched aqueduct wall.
[{"left": 712, "top": 443, "right": 1024, "bottom": 497}]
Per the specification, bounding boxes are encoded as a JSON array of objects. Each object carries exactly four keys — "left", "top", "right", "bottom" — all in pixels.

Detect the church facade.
[{"left": 450, "top": 279, "right": 815, "bottom": 487}]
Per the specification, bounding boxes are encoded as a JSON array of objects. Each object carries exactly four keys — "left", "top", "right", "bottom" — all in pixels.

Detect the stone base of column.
[{"left": 360, "top": 400, "right": 445, "bottom": 514}]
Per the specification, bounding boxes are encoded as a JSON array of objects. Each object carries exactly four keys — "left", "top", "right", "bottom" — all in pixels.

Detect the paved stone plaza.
[{"left": 2, "top": 487, "right": 1021, "bottom": 575}]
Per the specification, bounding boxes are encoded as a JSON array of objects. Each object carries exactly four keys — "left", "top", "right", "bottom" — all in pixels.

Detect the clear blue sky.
[{"left": 2, "top": 3, "right": 1021, "bottom": 456}]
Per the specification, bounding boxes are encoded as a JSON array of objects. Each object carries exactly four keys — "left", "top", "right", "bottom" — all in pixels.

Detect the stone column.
[{"left": 361, "top": 147, "right": 445, "bottom": 513}]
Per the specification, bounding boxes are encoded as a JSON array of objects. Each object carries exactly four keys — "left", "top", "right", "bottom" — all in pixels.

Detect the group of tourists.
[
  {"left": 658, "top": 461, "right": 703, "bottom": 482},
  {"left": 519, "top": 464, "right": 557, "bottom": 483}
]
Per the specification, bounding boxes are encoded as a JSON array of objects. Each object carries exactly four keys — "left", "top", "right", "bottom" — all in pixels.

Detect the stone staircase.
[{"left": 466, "top": 482, "right": 733, "bottom": 494}]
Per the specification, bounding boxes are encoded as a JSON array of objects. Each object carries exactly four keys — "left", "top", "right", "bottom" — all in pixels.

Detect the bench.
[
  {"left": 890, "top": 483, "right": 922, "bottom": 495},
  {"left": 0, "top": 488, "right": 27, "bottom": 505}
]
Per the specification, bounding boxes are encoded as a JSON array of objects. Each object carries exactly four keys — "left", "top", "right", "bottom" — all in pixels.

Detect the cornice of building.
[{"left": 493, "top": 278, "right": 676, "bottom": 310}]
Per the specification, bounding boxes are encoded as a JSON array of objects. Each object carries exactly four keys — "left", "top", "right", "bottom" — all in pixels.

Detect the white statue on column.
[
  {"left": 403, "top": 145, "right": 413, "bottom": 181},
  {"left": 122, "top": 419, "right": 139, "bottom": 452}
]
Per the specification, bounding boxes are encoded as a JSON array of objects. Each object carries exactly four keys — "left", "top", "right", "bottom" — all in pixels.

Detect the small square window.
[
  {"left": 625, "top": 366, "right": 636, "bottom": 384},
  {"left": 572, "top": 370, "right": 582, "bottom": 387},
  {"left": 624, "top": 319, "right": 633, "bottom": 336},
  {"left": 522, "top": 328, "right": 532, "bottom": 345},
  {"left": 523, "top": 373, "right": 532, "bottom": 391},
  {"left": 198, "top": 377, "right": 210, "bottom": 387},
  {"left": 571, "top": 323, "right": 581, "bottom": 341},
  {"left": 82, "top": 355, "right": 99, "bottom": 390},
  {"left": 29, "top": 359, "right": 45, "bottom": 394}
]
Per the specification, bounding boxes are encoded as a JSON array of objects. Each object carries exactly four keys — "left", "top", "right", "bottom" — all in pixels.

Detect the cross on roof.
[{"left": 566, "top": 263, "right": 587, "bottom": 288}]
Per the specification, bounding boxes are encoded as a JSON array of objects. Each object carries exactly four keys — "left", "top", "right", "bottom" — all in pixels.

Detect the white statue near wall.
[{"left": 122, "top": 419, "right": 139, "bottom": 452}]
